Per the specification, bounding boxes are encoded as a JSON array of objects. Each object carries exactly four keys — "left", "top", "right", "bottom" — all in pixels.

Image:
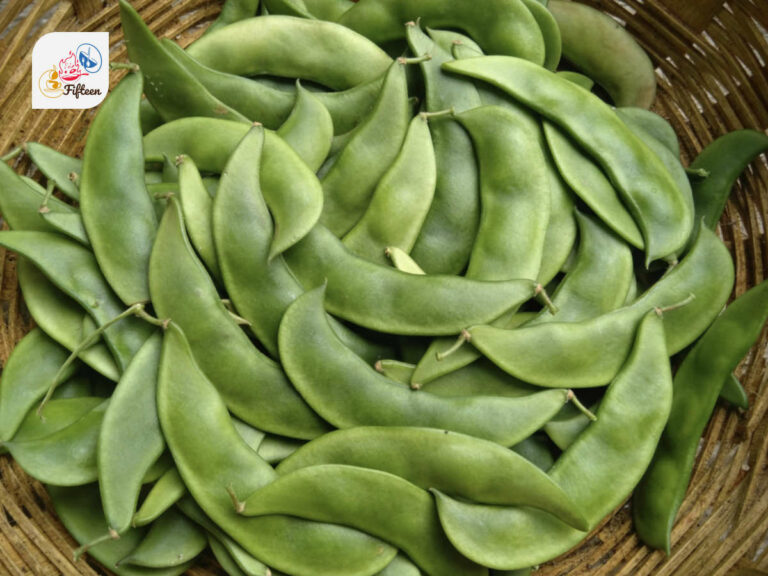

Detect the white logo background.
[{"left": 32, "top": 32, "right": 109, "bottom": 110}]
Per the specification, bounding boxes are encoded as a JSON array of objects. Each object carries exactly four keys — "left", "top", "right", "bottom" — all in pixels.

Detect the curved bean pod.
[
  {"left": 406, "top": 23, "right": 481, "bottom": 274},
  {"left": 284, "top": 226, "right": 537, "bottom": 335},
  {"left": 444, "top": 55, "right": 691, "bottom": 264},
  {"left": 240, "top": 464, "right": 486, "bottom": 576},
  {"left": 320, "top": 60, "right": 410, "bottom": 236},
  {"left": 634, "top": 279, "right": 768, "bottom": 553},
  {"left": 278, "top": 286, "right": 570, "bottom": 446},
  {"left": 548, "top": 0, "right": 656, "bottom": 108},
  {"left": 119, "top": 508, "right": 207, "bottom": 568},
  {"left": 48, "top": 484, "right": 192, "bottom": 576},
  {"left": 520, "top": 0, "right": 561, "bottom": 70},
  {"left": 24, "top": 141, "right": 81, "bottom": 200},
  {"left": 158, "top": 323, "right": 397, "bottom": 576},
  {"left": 12, "top": 396, "right": 103, "bottom": 442},
  {"left": 149, "top": 197, "right": 328, "bottom": 439},
  {"left": 16, "top": 259, "right": 118, "bottom": 381},
  {"left": 457, "top": 105, "right": 550, "bottom": 281},
  {"left": 120, "top": 1, "right": 248, "bottom": 124},
  {"left": 0, "top": 329, "right": 75, "bottom": 442},
  {"left": 202, "top": 0, "right": 260, "bottom": 36},
  {"left": 342, "top": 115, "right": 436, "bottom": 264},
  {"left": 543, "top": 121, "right": 643, "bottom": 248},
  {"left": 338, "top": 0, "right": 546, "bottom": 66},
  {"left": 527, "top": 211, "right": 634, "bottom": 326},
  {"left": 177, "top": 155, "right": 220, "bottom": 279},
  {"left": 187, "top": 16, "right": 391, "bottom": 91},
  {"left": 0, "top": 162, "right": 77, "bottom": 232},
  {"left": 6, "top": 400, "right": 107, "bottom": 486},
  {"left": 133, "top": 468, "right": 186, "bottom": 527},
  {"left": 0, "top": 232, "right": 154, "bottom": 372},
  {"left": 375, "top": 554, "right": 421, "bottom": 576},
  {"left": 99, "top": 333, "right": 165, "bottom": 534},
  {"left": 467, "top": 225, "right": 734, "bottom": 387},
  {"left": 278, "top": 427, "right": 587, "bottom": 529},
  {"left": 616, "top": 108, "right": 680, "bottom": 157},
  {"left": 39, "top": 212, "right": 89, "bottom": 246},
  {"left": 79, "top": 71, "right": 158, "bottom": 305},
  {"left": 434, "top": 311, "right": 672, "bottom": 569},
  {"left": 277, "top": 82, "right": 334, "bottom": 172}
]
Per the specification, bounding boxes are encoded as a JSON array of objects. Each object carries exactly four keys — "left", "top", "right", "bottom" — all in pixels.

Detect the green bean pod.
[
  {"left": 616, "top": 108, "right": 680, "bottom": 157},
  {"left": 375, "top": 554, "right": 421, "bottom": 576},
  {"left": 527, "top": 211, "right": 634, "bottom": 326},
  {"left": 158, "top": 323, "right": 398, "bottom": 576},
  {"left": 39, "top": 212, "right": 89, "bottom": 246},
  {"left": 457, "top": 105, "right": 550, "bottom": 281},
  {"left": 149, "top": 197, "right": 328, "bottom": 439},
  {"left": 119, "top": 508, "right": 207, "bottom": 568},
  {"left": 277, "top": 83, "right": 334, "bottom": 172},
  {"left": 689, "top": 129, "right": 768, "bottom": 239},
  {"left": 0, "top": 329, "right": 75, "bottom": 442},
  {"left": 48, "top": 484, "right": 192, "bottom": 576},
  {"left": 301, "top": 0, "right": 354, "bottom": 20},
  {"left": 543, "top": 121, "right": 643, "bottom": 249},
  {"left": 434, "top": 311, "right": 672, "bottom": 569},
  {"left": 548, "top": 0, "right": 656, "bottom": 108},
  {"left": 187, "top": 16, "right": 392, "bottom": 91},
  {"left": 520, "top": 0, "right": 561, "bottom": 70},
  {"left": 467, "top": 225, "right": 734, "bottom": 387},
  {"left": 120, "top": 1, "right": 248, "bottom": 124},
  {"left": 16, "top": 259, "right": 118, "bottom": 381},
  {"left": 24, "top": 141, "right": 81, "bottom": 200},
  {"left": 0, "top": 232, "right": 154, "bottom": 372},
  {"left": 11, "top": 396, "right": 103, "bottom": 442},
  {"left": 98, "top": 333, "right": 165, "bottom": 534},
  {"left": 202, "top": 0, "right": 260, "bottom": 36},
  {"left": 278, "top": 286, "right": 571, "bottom": 446},
  {"left": 338, "top": 0, "right": 546, "bottom": 66},
  {"left": 6, "top": 400, "right": 108, "bottom": 486},
  {"left": 133, "top": 468, "right": 187, "bottom": 527},
  {"left": 633, "top": 279, "right": 768, "bottom": 553},
  {"left": 284, "top": 226, "right": 537, "bottom": 335},
  {"left": 342, "top": 115, "right": 436, "bottom": 264},
  {"left": 239, "top": 464, "right": 487, "bottom": 576},
  {"left": 720, "top": 374, "right": 749, "bottom": 410},
  {"left": 79, "top": 71, "right": 158, "bottom": 305},
  {"left": 406, "top": 23, "right": 481, "bottom": 274},
  {"left": 278, "top": 426, "right": 587, "bottom": 529},
  {"left": 444, "top": 56, "right": 691, "bottom": 264},
  {"left": 320, "top": 60, "right": 410, "bottom": 236}
]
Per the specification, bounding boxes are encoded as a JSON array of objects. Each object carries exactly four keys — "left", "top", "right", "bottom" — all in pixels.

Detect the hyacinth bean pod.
[
  {"left": 467, "top": 225, "right": 734, "bottom": 387},
  {"left": 434, "top": 311, "right": 673, "bottom": 569},
  {"left": 342, "top": 115, "right": 436, "bottom": 264},
  {"left": 444, "top": 56, "right": 692, "bottom": 264},
  {"left": 24, "top": 142, "right": 82, "bottom": 200},
  {"left": 118, "top": 508, "right": 207, "bottom": 568},
  {"left": 278, "top": 286, "right": 571, "bottom": 446},
  {"left": 187, "top": 15, "right": 392, "bottom": 91},
  {"left": 277, "top": 82, "right": 334, "bottom": 172},
  {"left": 277, "top": 427, "right": 588, "bottom": 529},
  {"left": 132, "top": 468, "right": 187, "bottom": 527},
  {"left": 406, "top": 23, "right": 481, "bottom": 274},
  {"left": 157, "top": 323, "right": 397, "bottom": 576},
  {"left": 239, "top": 464, "right": 487, "bottom": 576},
  {"left": 149, "top": 197, "right": 328, "bottom": 439},
  {"left": 337, "top": 0, "right": 546, "bottom": 66}
]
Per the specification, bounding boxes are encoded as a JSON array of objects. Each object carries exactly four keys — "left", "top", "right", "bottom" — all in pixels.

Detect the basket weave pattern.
[{"left": 0, "top": 0, "right": 767, "bottom": 574}]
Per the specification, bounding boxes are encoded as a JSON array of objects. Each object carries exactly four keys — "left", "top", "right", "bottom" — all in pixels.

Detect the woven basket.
[{"left": 1, "top": 0, "right": 767, "bottom": 574}]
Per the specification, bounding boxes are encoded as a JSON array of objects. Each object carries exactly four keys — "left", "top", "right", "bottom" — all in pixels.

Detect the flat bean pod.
[
  {"left": 277, "top": 82, "right": 334, "bottom": 172},
  {"left": 99, "top": 333, "right": 165, "bottom": 534},
  {"left": 342, "top": 115, "right": 436, "bottom": 264},
  {"left": 149, "top": 198, "right": 328, "bottom": 439},
  {"left": 520, "top": 0, "right": 561, "bottom": 70},
  {"left": 616, "top": 108, "right": 680, "bottom": 157},
  {"left": 434, "top": 312, "right": 673, "bottom": 569},
  {"left": 548, "top": 0, "right": 656, "bottom": 108},
  {"left": 79, "top": 71, "right": 158, "bottom": 305},
  {"left": 0, "top": 232, "right": 154, "bottom": 372},
  {"left": 406, "top": 23, "right": 481, "bottom": 274},
  {"left": 444, "top": 55, "right": 691, "bottom": 263},
  {"left": 157, "top": 323, "right": 397, "bottom": 576},
  {"left": 16, "top": 259, "right": 119, "bottom": 381},
  {"left": 278, "top": 426, "right": 587, "bottom": 529},
  {"left": 467, "top": 225, "right": 734, "bottom": 387},
  {"left": 634, "top": 279, "right": 768, "bottom": 552},
  {"left": 187, "top": 16, "right": 392, "bottom": 91},
  {"left": 278, "top": 286, "right": 570, "bottom": 446},
  {"left": 177, "top": 155, "right": 220, "bottom": 280},
  {"left": 240, "top": 464, "right": 487, "bottom": 576},
  {"left": 39, "top": 212, "right": 89, "bottom": 246},
  {"left": 119, "top": 508, "right": 207, "bottom": 568},
  {"left": 12, "top": 396, "right": 103, "bottom": 442},
  {"left": 338, "top": 0, "right": 546, "bottom": 66},
  {"left": 24, "top": 141, "right": 81, "bottom": 200},
  {"left": 285, "top": 226, "right": 536, "bottom": 335},
  {"left": 133, "top": 468, "right": 187, "bottom": 527}
]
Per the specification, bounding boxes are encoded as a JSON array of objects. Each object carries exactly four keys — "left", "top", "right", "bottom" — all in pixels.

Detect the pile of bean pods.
[{"left": 1, "top": 0, "right": 768, "bottom": 574}]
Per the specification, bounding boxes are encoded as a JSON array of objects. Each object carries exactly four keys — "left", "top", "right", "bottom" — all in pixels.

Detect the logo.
[{"left": 32, "top": 32, "right": 108, "bottom": 110}]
